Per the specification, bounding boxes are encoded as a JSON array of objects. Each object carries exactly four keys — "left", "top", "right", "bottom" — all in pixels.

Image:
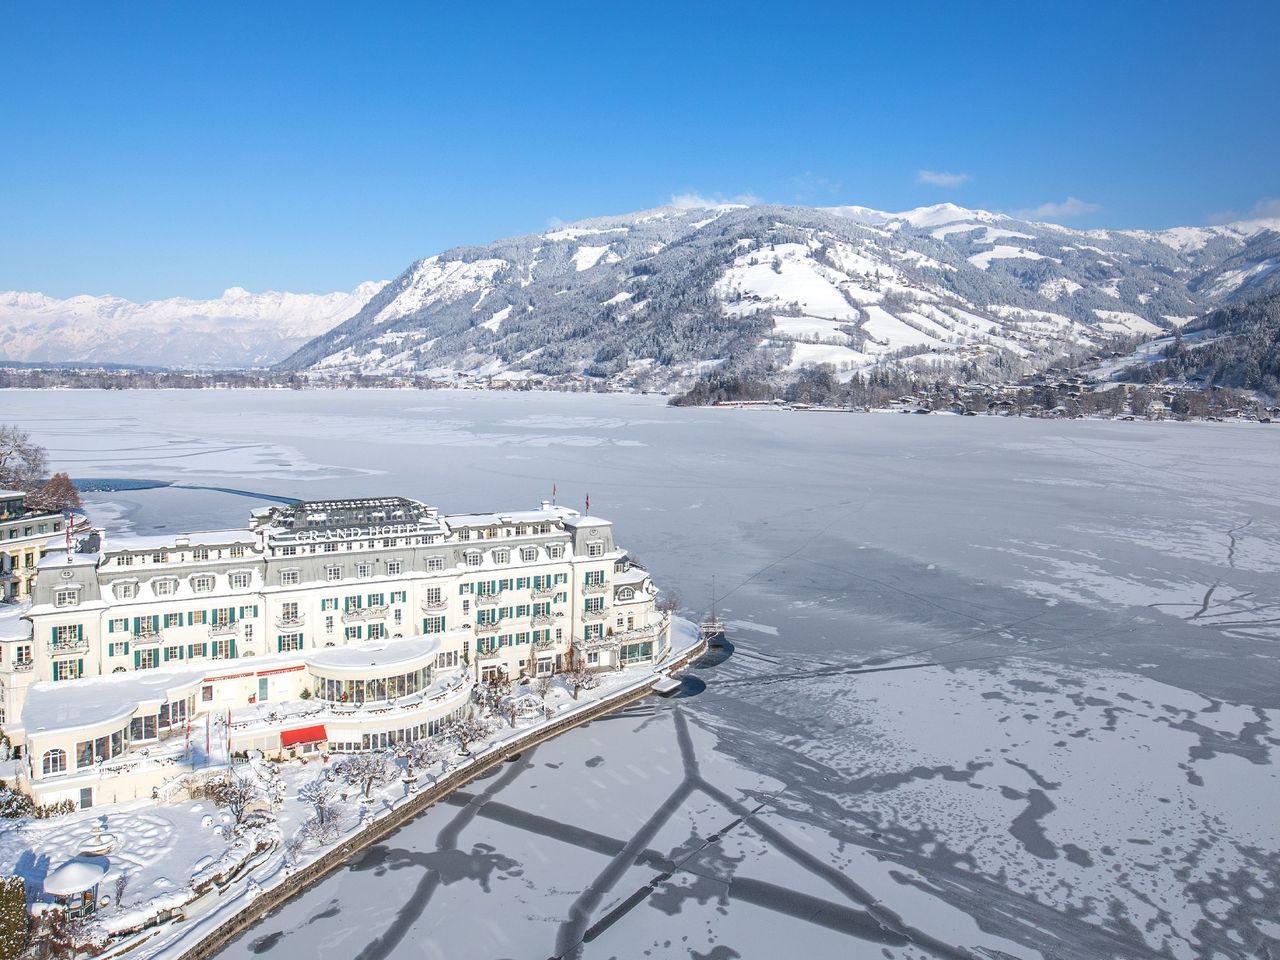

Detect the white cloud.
[
  {"left": 1208, "top": 197, "right": 1280, "bottom": 225},
  {"left": 1015, "top": 197, "right": 1102, "bottom": 219},
  {"left": 916, "top": 170, "right": 971, "bottom": 188},
  {"left": 669, "top": 191, "right": 761, "bottom": 210}
]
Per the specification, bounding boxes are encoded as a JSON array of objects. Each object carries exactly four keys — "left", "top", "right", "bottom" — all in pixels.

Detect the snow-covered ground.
[{"left": 5, "top": 389, "right": 1280, "bottom": 960}]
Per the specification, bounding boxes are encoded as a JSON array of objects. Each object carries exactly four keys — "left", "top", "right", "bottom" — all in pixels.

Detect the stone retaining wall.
[{"left": 173, "top": 636, "right": 706, "bottom": 960}]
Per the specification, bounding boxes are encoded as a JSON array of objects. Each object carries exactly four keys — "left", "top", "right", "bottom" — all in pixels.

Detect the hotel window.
[
  {"left": 190, "top": 610, "right": 208, "bottom": 625},
  {"left": 229, "top": 572, "right": 251, "bottom": 589},
  {"left": 618, "top": 587, "right": 634, "bottom": 600},
  {"left": 162, "top": 613, "right": 180, "bottom": 628},
  {"left": 587, "top": 542, "right": 604, "bottom": 558},
  {"left": 393, "top": 609, "right": 402, "bottom": 625},
  {"left": 390, "top": 590, "right": 406, "bottom": 603},
  {"left": 324, "top": 542, "right": 338, "bottom": 553},
  {"left": 427, "top": 556, "right": 445, "bottom": 571},
  {"left": 356, "top": 562, "right": 373, "bottom": 578},
  {"left": 423, "top": 616, "right": 445, "bottom": 634},
  {"left": 116, "top": 555, "right": 134, "bottom": 567},
  {"left": 15, "top": 644, "right": 32, "bottom": 665},
  {"left": 367, "top": 592, "right": 385, "bottom": 607},
  {"left": 457, "top": 529, "right": 470, "bottom": 541},
  {"left": 155, "top": 578, "right": 176, "bottom": 596},
  {"left": 281, "top": 601, "right": 300, "bottom": 623},
  {"left": 320, "top": 598, "right": 337, "bottom": 611},
  {"left": 202, "top": 685, "right": 214, "bottom": 702},
  {"left": 150, "top": 551, "right": 166, "bottom": 563},
  {"left": 345, "top": 626, "right": 362, "bottom": 641},
  {"left": 368, "top": 623, "right": 386, "bottom": 640},
  {"left": 280, "top": 545, "right": 298, "bottom": 556},
  {"left": 493, "top": 549, "right": 510, "bottom": 565},
  {"left": 325, "top": 615, "right": 334, "bottom": 634},
  {"left": 387, "top": 560, "right": 403, "bottom": 576},
  {"left": 138, "top": 649, "right": 159, "bottom": 669},
  {"left": 212, "top": 639, "right": 231, "bottom": 659},
  {"left": 425, "top": 587, "right": 442, "bottom": 604},
  {"left": 42, "top": 749, "right": 67, "bottom": 775},
  {"left": 114, "top": 582, "right": 137, "bottom": 600},
  {"left": 547, "top": 545, "right": 564, "bottom": 559},
  {"left": 191, "top": 575, "right": 214, "bottom": 593},
  {"left": 278, "top": 633, "right": 303, "bottom": 652},
  {"left": 326, "top": 565, "right": 342, "bottom": 582},
  {"left": 521, "top": 547, "right": 537, "bottom": 562},
  {"left": 54, "top": 589, "right": 78, "bottom": 608},
  {"left": 382, "top": 538, "right": 395, "bottom": 548},
  {"left": 165, "top": 645, "right": 183, "bottom": 661},
  {"left": 109, "top": 617, "right": 128, "bottom": 633},
  {"left": 587, "top": 651, "right": 599, "bottom": 665},
  {"left": 193, "top": 548, "right": 209, "bottom": 561},
  {"left": 282, "top": 569, "right": 301, "bottom": 586},
  {"left": 585, "top": 597, "right": 604, "bottom": 613},
  {"left": 53, "top": 659, "right": 82, "bottom": 681},
  {"left": 229, "top": 545, "right": 244, "bottom": 558},
  {"left": 464, "top": 552, "right": 482, "bottom": 568},
  {"left": 436, "top": 650, "right": 458, "bottom": 669},
  {"left": 53, "top": 625, "right": 79, "bottom": 646}
]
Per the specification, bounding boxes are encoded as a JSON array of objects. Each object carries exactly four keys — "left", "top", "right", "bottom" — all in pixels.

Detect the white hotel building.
[{"left": 0, "top": 496, "right": 669, "bottom": 808}]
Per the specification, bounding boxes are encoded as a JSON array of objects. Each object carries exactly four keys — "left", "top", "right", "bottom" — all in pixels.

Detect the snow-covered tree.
[
  {"left": 335, "top": 752, "right": 394, "bottom": 799},
  {"left": 298, "top": 776, "right": 338, "bottom": 824},
  {"left": 205, "top": 774, "right": 260, "bottom": 825},
  {"left": 0, "top": 425, "right": 47, "bottom": 493},
  {"left": 443, "top": 716, "right": 495, "bottom": 756},
  {"left": 564, "top": 659, "right": 599, "bottom": 700},
  {"left": 25, "top": 472, "right": 81, "bottom": 513},
  {"left": 394, "top": 739, "right": 443, "bottom": 780}
]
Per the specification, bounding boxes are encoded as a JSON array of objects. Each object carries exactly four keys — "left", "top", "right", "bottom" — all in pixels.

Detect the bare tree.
[
  {"left": 298, "top": 776, "right": 338, "bottom": 823},
  {"left": 205, "top": 774, "right": 260, "bottom": 825},
  {"left": 564, "top": 657, "right": 599, "bottom": 700},
  {"left": 0, "top": 425, "right": 47, "bottom": 493},
  {"left": 395, "top": 739, "right": 443, "bottom": 780},
  {"left": 656, "top": 589, "right": 681, "bottom": 615},
  {"left": 26, "top": 472, "right": 81, "bottom": 513},
  {"left": 443, "top": 716, "right": 495, "bottom": 756},
  {"left": 533, "top": 676, "right": 553, "bottom": 699},
  {"left": 334, "top": 752, "right": 394, "bottom": 799}
]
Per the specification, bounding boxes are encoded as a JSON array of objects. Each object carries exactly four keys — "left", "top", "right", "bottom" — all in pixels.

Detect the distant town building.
[{"left": 0, "top": 489, "right": 66, "bottom": 602}]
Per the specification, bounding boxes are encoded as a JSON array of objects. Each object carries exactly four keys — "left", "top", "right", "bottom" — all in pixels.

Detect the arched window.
[
  {"left": 42, "top": 748, "right": 67, "bottom": 775},
  {"left": 618, "top": 587, "right": 634, "bottom": 600}
]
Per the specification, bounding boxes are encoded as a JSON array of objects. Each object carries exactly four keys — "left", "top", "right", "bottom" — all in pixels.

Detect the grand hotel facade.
[{"left": 0, "top": 496, "right": 670, "bottom": 808}]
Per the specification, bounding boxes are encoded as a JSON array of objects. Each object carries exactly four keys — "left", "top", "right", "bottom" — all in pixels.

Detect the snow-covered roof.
[
  {"left": 613, "top": 568, "right": 648, "bottom": 587},
  {"left": 307, "top": 634, "right": 445, "bottom": 677},
  {"left": 43, "top": 857, "right": 109, "bottom": 895},
  {"left": 444, "top": 505, "right": 577, "bottom": 527},
  {"left": 0, "top": 602, "right": 32, "bottom": 642},
  {"left": 22, "top": 667, "right": 206, "bottom": 734},
  {"left": 0, "top": 489, "right": 25, "bottom": 499},
  {"left": 106, "top": 529, "right": 255, "bottom": 552},
  {"left": 37, "top": 548, "right": 100, "bottom": 570},
  {"left": 562, "top": 515, "right": 613, "bottom": 529}
]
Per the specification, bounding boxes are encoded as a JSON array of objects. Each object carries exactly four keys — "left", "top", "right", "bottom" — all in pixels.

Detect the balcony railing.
[
  {"left": 274, "top": 614, "right": 305, "bottom": 629},
  {"left": 12, "top": 660, "right": 34, "bottom": 673},
  {"left": 420, "top": 598, "right": 447, "bottom": 612},
  {"left": 475, "top": 620, "right": 502, "bottom": 635},
  {"left": 341, "top": 604, "right": 389, "bottom": 624},
  {"left": 573, "top": 633, "right": 615, "bottom": 650},
  {"left": 131, "top": 630, "right": 163, "bottom": 647},
  {"left": 531, "top": 585, "right": 556, "bottom": 599},
  {"left": 476, "top": 646, "right": 501, "bottom": 660},
  {"left": 476, "top": 592, "right": 503, "bottom": 606},
  {"left": 582, "top": 608, "right": 608, "bottom": 623},
  {"left": 531, "top": 613, "right": 556, "bottom": 627},
  {"left": 583, "top": 582, "right": 609, "bottom": 595},
  {"left": 48, "top": 638, "right": 90, "bottom": 656},
  {"left": 209, "top": 621, "right": 240, "bottom": 637}
]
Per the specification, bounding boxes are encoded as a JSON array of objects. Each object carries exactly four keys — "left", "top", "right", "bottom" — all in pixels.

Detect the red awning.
[{"left": 281, "top": 725, "right": 327, "bottom": 747}]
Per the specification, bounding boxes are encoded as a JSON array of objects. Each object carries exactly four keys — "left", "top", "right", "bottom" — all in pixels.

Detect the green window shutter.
[
  {"left": 50, "top": 627, "right": 56, "bottom": 642},
  {"left": 151, "top": 615, "right": 159, "bottom": 631},
  {"left": 228, "top": 638, "right": 237, "bottom": 658},
  {"left": 108, "top": 620, "right": 114, "bottom": 634},
  {"left": 162, "top": 647, "right": 169, "bottom": 661},
  {"left": 133, "top": 616, "right": 140, "bottom": 633},
  {"left": 187, "top": 611, "right": 193, "bottom": 626},
  {"left": 77, "top": 658, "right": 84, "bottom": 675},
  {"left": 253, "top": 604, "right": 259, "bottom": 617},
  {"left": 134, "top": 650, "right": 141, "bottom": 669},
  {"left": 229, "top": 609, "right": 237, "bottom": 624}
]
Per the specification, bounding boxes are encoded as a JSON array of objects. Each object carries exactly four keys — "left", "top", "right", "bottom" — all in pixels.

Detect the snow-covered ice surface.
[{"left": 6, "top": 389, "right": 1280, "bottom": 960}]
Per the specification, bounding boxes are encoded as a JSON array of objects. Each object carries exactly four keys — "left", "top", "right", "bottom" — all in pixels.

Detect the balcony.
[
  {"left": 531, "top": 612, "right": 556, "bottom": 627},
  {"left": 573, "top": 633, "right": 615, "bottom": 650},
  {"left": 48, "top": 638, "right": 90, "bottom": 656},
  {"left": 475, "top": 592, "right": 503, "bottom": 607},
  {"left": 583, "top": 582, "right": 609, "bottom": 596},
  {"left": 582, "top": 608, "right": 608, "bottom": 623},
  {"left": 476, "top": 646, "right": 501, "bottom": 660},
  {"left": 274, "top": 614, "right": 305, "bottom": 629},
  {"left": 209, "top": 621, "right": 240, "bottom": 637},
  {"left": 531, "top": 584, "right": 556, "bottom": 599},
  {"left": 420, "top": 599, "right": 447, "bottom": 612},
  {"left": 12, "top": 660, "right": 34, "bottom": 673},
  {"left": 341, "top": 604, "right": 389, "bottom": 624},
  {"left": 475, "top": 620, "right": 502, "bottom": 635},
  {"left": 131, "top": 630, "right": 163, "bottom": 647}
]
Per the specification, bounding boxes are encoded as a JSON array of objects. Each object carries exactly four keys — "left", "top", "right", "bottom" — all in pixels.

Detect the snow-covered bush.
[
  {"left": 0, "top": 876, "right": 26, "bottom": 959},
  {"left": 334, "top": 752, "right": 394, "bottom": 799},
  {"left": 443, "top": 716, "right": 496, "bottom": 756},
  {"left": 204, "top": 774, "right": 261, "bottom": 825},
  {"left": 298, "top": 776, "right": 338, "bottom": 824}
]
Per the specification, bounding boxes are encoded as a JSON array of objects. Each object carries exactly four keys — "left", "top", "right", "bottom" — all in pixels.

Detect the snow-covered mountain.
[
  {"left": 0, "top": 282, "right": 387, "bottom": 368},
  {"left": 278, "top": 202, "right": 1280, "bottom": 389}
]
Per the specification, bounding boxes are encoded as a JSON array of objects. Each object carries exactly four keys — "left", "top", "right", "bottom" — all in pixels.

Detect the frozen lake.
[{"left": 8, "top": 389, "right": 1280, "bottom": 960}]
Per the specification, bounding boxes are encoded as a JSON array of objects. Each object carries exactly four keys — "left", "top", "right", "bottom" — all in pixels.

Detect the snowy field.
[{"left": 5, "top": 389, "right": 1280, "bottom": 960}]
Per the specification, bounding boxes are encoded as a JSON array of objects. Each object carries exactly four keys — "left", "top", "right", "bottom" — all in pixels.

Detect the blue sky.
[{"left": 2, "top": 1, "right": 1278, "bottom": 301}]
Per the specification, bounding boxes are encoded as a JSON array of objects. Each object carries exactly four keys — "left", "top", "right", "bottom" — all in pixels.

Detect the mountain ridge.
[{"left": 277, "top": 202, "right": 1280, "bottom": 390}]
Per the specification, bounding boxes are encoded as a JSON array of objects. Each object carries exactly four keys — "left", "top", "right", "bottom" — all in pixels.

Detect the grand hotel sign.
[{"left": 283, "top": 522, "right": 430, "bottom": 543}]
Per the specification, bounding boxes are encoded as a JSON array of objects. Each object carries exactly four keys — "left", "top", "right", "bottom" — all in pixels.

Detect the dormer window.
[
  {"left": 154, "top": 578, "right": 177, "bottom": 596},
  {"left": 617, "top": 587, "right": 634, "bottom": 600},
  {"left": 493, "top": 549, "right": 510, "bottom": 565},
  {"left": 114, "top": 582, "right": 137, "bottom": 600},
  {"left": 54, "top": 587, "right": 80, "bottom": 607},
  {"left": 191, "top": 574, "right": 215, "bottom": 593},
  {"left": 193, "top": 548, "right": 209, "bottom": 561}
]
